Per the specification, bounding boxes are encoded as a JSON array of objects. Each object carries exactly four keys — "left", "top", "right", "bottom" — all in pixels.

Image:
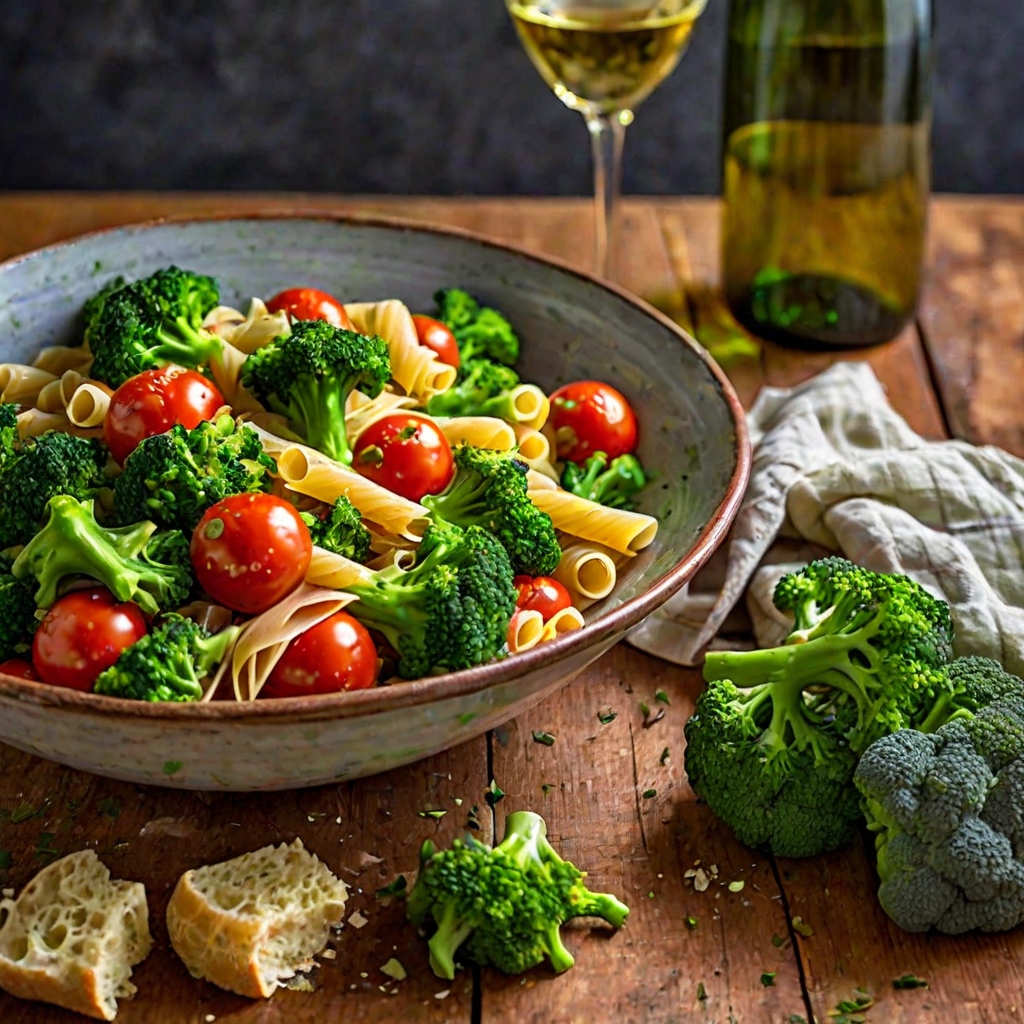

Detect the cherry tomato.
[
  {"left": 261, "top": 612, "right": 378, "bottom": 698},
  {"left": 514, "top": 575, "right": 572, "bottom": 622},
  {"left": 411, "top": 315, "right": 460, "bottom": 369},
  {"left": 353, "top": 414, "right": 454, "bottom": 503},
  {"left": 549, "top": 380, "right": 639, "bottom": 463},
  {"left": 190, "top": 493, "right": 313, "bottom": 615},
  {"left": 266, "top": 288, "right": 353, "bottom": 329},
  {"left": 0, "top": 658, "right": 39, "bottom": 681},
  {"left": 104, "top": 366, "right": 225, "bottom": 465},
  {"left": 32, "top": 588, "right": 147, "bottom": 692}
]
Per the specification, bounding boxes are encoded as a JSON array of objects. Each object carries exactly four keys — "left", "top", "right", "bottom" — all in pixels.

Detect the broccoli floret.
[
  {"left": 345, "top": 521, "right": 516, "bottom": 679},
  {"left": 855, "top": 696, "right": 1024, "bottom": 933},
  {"left": 113, "top": 415, "right": 275, "bottom": 533},
  {"left": 916, "top": 656, "right": 1024, "bottom": 733},
  {"left": 434, "top": 288, "right": 520, "bottom": 367},
  {"left": 241, "top": 319, "right": 391, "bottom": 465},
  {"left": 0, "top": 573, "right": 39, "bottom": 661},
  {"left": 421, "top": 445, "right": 561, "bottom": 577},
  {"left": 85, "top": 266, "right": 223, "bottom": 388},
  {"left": 0, "top": 431, "right": 110, "bottom": 549},
  {"left": 426, "top": 359, "right": 522, "bottom": 420},
  {"left": 0, "top": 403, "right": 19, "bottom": 466},
  {"left": 684, "top": 558, "right": 955, "bottom": 858},
  {"left": 11, "top": 495, "right": 193, "bottom": 616},
  {"left": 94, "top": 613, "right": 240, "bottom": 702},
  {"left": 407, "top": 810, "right": 628, "bottom": 979},
  {"left": 300, "top": 495, "right": 371, "bottom": 563},
  {"left": 560, "top": 452, "right": 647, "bottom": 510},
  {"left": 81, "top": 274, "right": 128, "bottom": 344}
]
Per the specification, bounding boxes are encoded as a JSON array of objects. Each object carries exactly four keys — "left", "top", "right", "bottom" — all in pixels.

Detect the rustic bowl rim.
[{"left": 0, "top": 210, "right": 751, "bottom": 722}]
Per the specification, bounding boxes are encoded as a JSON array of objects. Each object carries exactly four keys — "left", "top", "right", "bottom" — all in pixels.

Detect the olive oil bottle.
[{"left": 721, "top": 0, "right": 933, "bottom": 349}]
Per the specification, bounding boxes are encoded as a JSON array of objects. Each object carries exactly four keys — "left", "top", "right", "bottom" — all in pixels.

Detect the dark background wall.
[{"left": 0, "top": 0, "right": 1021, "bottom": 195}]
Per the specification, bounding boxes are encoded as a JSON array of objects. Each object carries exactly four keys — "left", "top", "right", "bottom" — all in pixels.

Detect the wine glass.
[{"left": 504, "top": 0, "right": 709, "bottom": 277}]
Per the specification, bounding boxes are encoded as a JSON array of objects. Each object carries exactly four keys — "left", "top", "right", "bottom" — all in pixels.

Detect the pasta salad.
[{"left": 0, "top": 268, "right": 657, "bottom": 701}]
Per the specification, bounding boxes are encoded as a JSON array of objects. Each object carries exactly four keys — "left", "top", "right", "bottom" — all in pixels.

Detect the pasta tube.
[
  {"left": 540, "top": 606, "right": 585, "bottom": 643},
  {"left": 32, "top": 346, "right": 94, "bottom": 377},
  {"left": 507, "top": 609, "right": 545, "bottom": 653},
  {"left": 436, "top": 416, "right": 517, "bottom": 451},
  {"left": 527, "top": 485, "right": 658, "bottom": 555},
  {"left": 0, "top": 364, "right": 56, "bottom": 406},
  {"left": 554, "top": 543, "right": 617, "bottom": 604}
]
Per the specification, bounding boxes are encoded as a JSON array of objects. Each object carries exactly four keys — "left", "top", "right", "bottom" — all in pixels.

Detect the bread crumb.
[
  {"left": 322, "top": 949, "right": 337, "bottom": 960},
  {"left": 435, "top": 989, "right": 451, "bottom": 1000},
  {"left": 205, "top": 1016, "right": 216, "bottom": 1022},
  {"left": 348, "top": 910, "right": 368, "bottom": 929},
  {"left": 1, "top": 888, "right": 13, "bottom": 897}
]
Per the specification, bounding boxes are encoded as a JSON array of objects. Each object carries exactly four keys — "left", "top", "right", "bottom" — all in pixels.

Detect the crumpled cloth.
[{"left": 629, "top": 362, "right": 1024, "bottom": 676}]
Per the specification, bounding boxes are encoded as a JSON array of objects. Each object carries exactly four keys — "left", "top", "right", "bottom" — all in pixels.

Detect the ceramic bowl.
[{"left": 0, "top": 215, "right": 749, "bottom": 790}]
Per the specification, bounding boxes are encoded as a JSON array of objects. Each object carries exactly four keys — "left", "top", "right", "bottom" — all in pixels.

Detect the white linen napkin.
[{"left": 629, "top": 362, "right": 1024, "bottom": 675}]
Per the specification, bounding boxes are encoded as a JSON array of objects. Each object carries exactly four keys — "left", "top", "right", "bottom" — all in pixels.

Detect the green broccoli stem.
[
  {"left": 195, "top": 625, "right": 241, "bottom": 679},
  {"left": 421, "top": 473, "right": 490, "bottom": 526},
  {"left": 541, "top": 922, "right": 576, "bottom": 974},
  {"left": 272, "top": 376, "right": 352, "bottom": 464},
  {"left": 406, "top": 840, "right": 437, "bottom": 927},
  {"left": 428, "top": 901, "right": 477, "bottom": 980},
  {"left": 915, "top": 692, "right": 974, "bottom": 734},
  {"left": 155, "top": 318, "right": 223, "bottom": 368},
  {"left": 571, "top": 891, "right": 631, "bottom": 929},
  {"left": 344, "top": 578, "right": 430, "bottom": 655}
]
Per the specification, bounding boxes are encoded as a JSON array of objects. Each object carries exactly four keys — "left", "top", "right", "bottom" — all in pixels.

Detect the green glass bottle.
[{"left": 721, "top": 0, "right": 933, "bottom": 349}]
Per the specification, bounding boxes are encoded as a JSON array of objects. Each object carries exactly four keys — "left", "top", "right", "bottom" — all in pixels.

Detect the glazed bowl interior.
[{"left": 0, "top": 215, "right": 748, "bottom": 789}]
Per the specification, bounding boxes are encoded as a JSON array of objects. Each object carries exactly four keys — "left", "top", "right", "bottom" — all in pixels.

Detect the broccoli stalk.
[
  {"left": 408, "top": 810, "right": 628, "bottom": 979},
  {"left": 421, "top": 445, "right": 561, "bottom": 576},
  {"left": 94, "top": 614, "right": 240, "bottom": 702},
  {"left": 85, "top": 266, "right": 223, "bottom": 388},
  {"left": 12, "top": 495, "right": 193, "bottom": 615},
  {"left": 560, "top": 452, "right": 647, "bottom": 510},
  {"left": 434, "top": 288, "right": 520, "bottom": 366},
  {"left": 426, "top": 360, "right": 521, "bottom": 420},
  {"left": 300, "top": 495, "right": 371, "bottom": 563},
  {"left": 344, "top": 521, "right": 517, "bottom": 679},
  {"left": 241, "top": 319, "right": 391, "bottom": 465}
]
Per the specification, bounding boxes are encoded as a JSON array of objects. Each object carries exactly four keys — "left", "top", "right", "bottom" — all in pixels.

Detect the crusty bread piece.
[
  {"left": 0, "top": 849, "right": 152, "bottom": 1021},
  {"left": 166, "top": 838, "right": 347, "bottom": 998}
]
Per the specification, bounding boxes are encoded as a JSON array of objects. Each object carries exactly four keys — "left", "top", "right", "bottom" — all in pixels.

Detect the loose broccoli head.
[
  {"left": 434, "top": 288, "right": 520, "bottom": 366},
  {"left": 407, "top": 810, "right": 628, "bottom": 979},
  {"left": 11, "top": 495, "right": 193, "bottom": 616},
  {"left": 425, "top": 359, "right": 521, "bottom": 420},
  {"left": 300, "top": 495, "right": 371, "bottom": 563},
  {"left": 0, "top": 573, "right": 40, "bottom": 661},
  {"left": 81, "top": 274, "right": 127, "bottom": 343},
  {"left": 85, "top": 266, "right": 223, "bottom": 388},
  {"left": 917, "top": 656, "right": 1024, "bottom": 733},
  {"left": 346, "top": 521, "right": 516, "bottom": 679},
  {"left": 0, "top": 431, "right": 111, "bottom": 548},
  {"left": 422, "top": 445, "right": 561, "bottom": 577},
  {"left": 855, "top": 696, "right": 1024, "bottom": 934},
  {"left": 113, "top": 414, "right": 276, "bottom": 533},
  {"left": 685, "top": 558, "right": 956, "bottom": 858},
  {"left": 94, "top": 613, "right": 240, "bottom": 702},
  {"left": 560, "top": 452, "right": 647, "bottom": 510},
  {"left": 241, "top": 319, "right": 391, "bottom": 465}
]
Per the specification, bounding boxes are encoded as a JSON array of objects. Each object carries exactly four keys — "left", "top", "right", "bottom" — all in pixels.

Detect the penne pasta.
[
  {"left": 345, "top": 299, "right": 457, "bottom": 401},
  {"left": 437, "top": 416, "right": 517, "bottom": 451},
  {"left": 526, "top": 468, "right": 559, "bottom": 491},
  {"left": 306, "top": 546, "right": 376, "bottom": 589},
  {"left": 66, "top": 381, "right": 113, "bottom": 428},
  {"left": 554, "top": 543, "right": 617, "bottom": 604},
  {"left": 527, "top": 485, "right": 658, "bottom": 555},
  {"left": 508, "top": 384, "right": 549, "bottom": 428},
  {"left": 209, "top": 341, "right": 264, "bottom": 414},
  {"left": 32, "top": 346, "right": 94, "bottom": 377},
  {"left": 512, "top": 422, "right": 549, "bottom": 462},
  {"left": 345, "top": 389, "right": 418, "bottom": 437},
  {"left": 507, "top": 609, "right": 545, "bottom": 653},
  {"left": 366, "top": 547, "right": 417, "bottom": 572},
  {"left": 204, "top": 584, "right": 358, "bottom": 702},
  {"left": 17, "top": 407, "right": 72, "bottom": 438},
  {"left": 0, "top": 364, "right": 57, "bottom": 406},
  {"left": 540, "top": 605, "right": 585, "bottom": 643},
  {"left": 249, "top": 424, "right": 430, "bottom": 540},
  {"left": 203, "top": 298, "right": 290, "bottom": 354}
]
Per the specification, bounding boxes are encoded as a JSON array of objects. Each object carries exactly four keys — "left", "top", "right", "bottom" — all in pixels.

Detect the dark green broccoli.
[
  {"left": 0, "top": 403, "right": 19, "bottom": 466},
  {"left": 11, "top": 495, "right": 193, "bottom": 615},
  {"left": 434, "top": 288, "right": 520, "bottom": 367},
  {"left": 425, "top": 359, "right": 522, "bottom": 420},
  {"left": 93, "top": 613, "right": 240, "bottom": 702},
  {"left": 0, "top": 431, "right": 110, "bottom": 548},
  {"left": 81, "top": 274, "right": 127, "bottom": 344},
  {"left": 407, "top": 810, "right": 629, "bottom": 979},
  {"left": 917, "top": 656, "right": 1024, "bottom": 732},
  {"left": 241, "top": 319, "right": 391, "bottom": 465},
  {"left": 684, "top": 558, "right": 955, "bottom": 858},
  {"left": 345, "top": 521, "right": 516, "bottom": 679},
  {"left": 560, "top": 452, "right": 647, "bottom": 510},
  {"left": 421, "top": 445, "right": 561, "bottom": 576},
  {"left": 855, "top": 695, "right": 1024, "bottom": 933},
  {"left": 0, "top": 573, "right": 39, "bottom": 661},
  {"left": 300, "top": 495, "right": 371, "bottom": 563},
  {"left": 113, "top": 415, "right": 276, "bottom": 533},
  {"left": 85, "top": 266, "right": 223, "bottom": 388}
]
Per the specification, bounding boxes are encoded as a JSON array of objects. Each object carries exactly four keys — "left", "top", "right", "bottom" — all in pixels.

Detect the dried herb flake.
[
  {"left": 761, "top": 972, "right": 776, "bottom": 987},
  {"left": 375, "top": 876, "right": 408, "bottom": 899},
  {"left": 532, "top": 730, "right": 556, "bottom": 747},
  {"left": 484, "top": 780, "right": 505, "bottom": 808},
  {"left": 892, "top": 974, "right": 928, "bottom": 990}
]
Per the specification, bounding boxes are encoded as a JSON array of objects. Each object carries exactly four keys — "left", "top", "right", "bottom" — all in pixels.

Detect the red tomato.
[
  {"left": 261, "top": 612, "right": 377, "bottom": 698},
  {"left": 514, "top": 575, "right": 572, "bottom": 622},
  {"left": 353, "top": 414, "right": 454, "bottom": 503},
  {"left": 411, "top": 315, "right": 460, "bottom": 369},
  {"left": 266, "top": 288, "right": 353, "bottom": 330},
  {"left": 0, "top": 658, "right": 39, "bottom": 681},
  {"left": 32, "top": 588, "right": 147, "bottom": 692},
  {"left": 190, "top": 493, "right": 312, "bottom": 615},
  {"left": 104, "top": 366, "right": 225, "bottom": 465},
  {"left": 549, "top": 380, "right": 639, "bottom": 463}
]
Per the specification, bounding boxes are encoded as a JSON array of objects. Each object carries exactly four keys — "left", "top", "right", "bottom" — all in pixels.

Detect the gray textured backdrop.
[{"left": 1, "top": 0, "right": 1021, "bottom": 194}]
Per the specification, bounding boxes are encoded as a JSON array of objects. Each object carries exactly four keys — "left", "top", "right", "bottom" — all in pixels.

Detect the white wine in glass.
[{"left": 505, "top": 0, "right": 708, "bottom": 277}]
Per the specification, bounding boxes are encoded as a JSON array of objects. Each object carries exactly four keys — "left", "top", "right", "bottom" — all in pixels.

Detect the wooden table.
[{"left": 1, "top": 194, "right": 1022, "bottom": 1024}]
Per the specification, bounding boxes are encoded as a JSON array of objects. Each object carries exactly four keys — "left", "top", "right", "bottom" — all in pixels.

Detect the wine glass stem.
[{"left": 587, "top": 112, "right": 627, "bottom": 279}]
